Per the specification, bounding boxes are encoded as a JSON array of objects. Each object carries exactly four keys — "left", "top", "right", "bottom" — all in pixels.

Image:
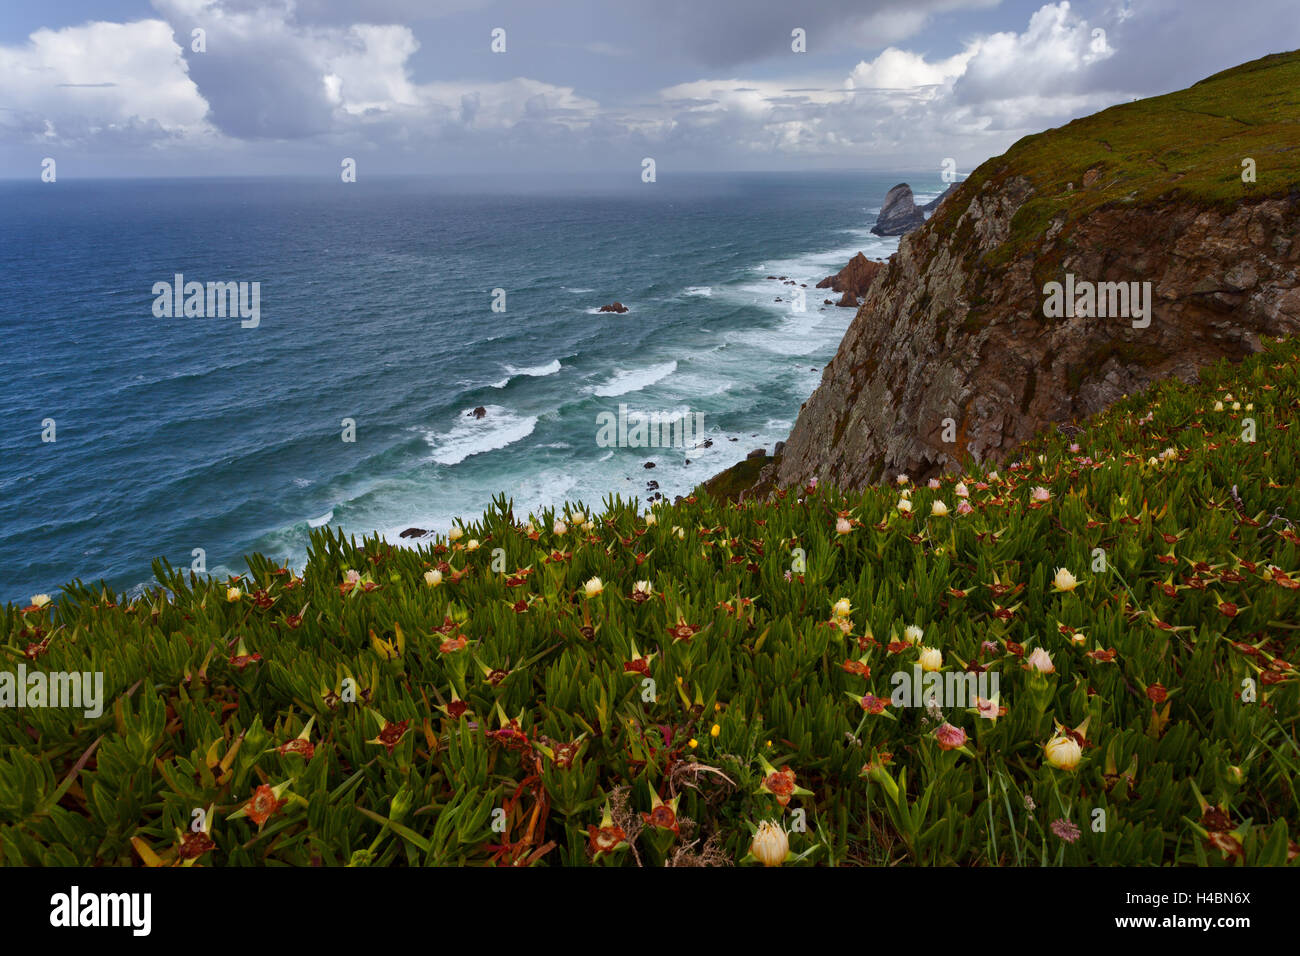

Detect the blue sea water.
[{"left": 0, "top": 171, "right": 944, "bottom": 603}]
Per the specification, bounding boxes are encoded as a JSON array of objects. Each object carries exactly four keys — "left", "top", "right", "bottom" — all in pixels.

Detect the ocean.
[{"left": 0, "top": 171, "right": 944, "bottom": 603}]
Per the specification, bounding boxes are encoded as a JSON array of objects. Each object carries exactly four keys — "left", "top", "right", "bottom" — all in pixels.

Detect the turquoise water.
[{"left": 0, "top": 171, "right": 943, "bottom": 601}]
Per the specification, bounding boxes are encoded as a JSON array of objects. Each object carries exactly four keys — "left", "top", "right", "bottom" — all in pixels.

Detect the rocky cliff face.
[
  {"left": 772, "top": 182, "right": 1300, "bottom": 491},
  {"left": 815, "top": 252, "right": 886, "bottom": 307},
  {"left": 766, "top": 51, "right": 1300, "bottom": 493}
]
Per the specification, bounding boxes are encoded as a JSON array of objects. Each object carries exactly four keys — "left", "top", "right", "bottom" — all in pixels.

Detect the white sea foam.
[
  {"left": 683, "top": 286, "right": 713, "bottom": 297},
  {"left": 308, "top": 510, "right": 334, "bottom": 528},
  {"left": 591, "top": 360, "right": 678, "bottom": 397},
  {"left": 423, "top": 406, "right": 540, "bottom": 465},
  {"left": 491, "top": 358, "right": 562, "bottom": 388}
]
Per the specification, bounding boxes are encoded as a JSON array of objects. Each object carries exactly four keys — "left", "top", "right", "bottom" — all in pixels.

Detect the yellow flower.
[
  {"left": 423, "top": 569, "right": 442, "bottom": 587},
  {"left": 833, "top": 597, "right": 852, "bottom": 619},
  {"left": 466, "top": 539, "right": 481, "bottom": 551},
  {"left": 645, "top": 512, "right": 657, "bottom": 526},
  {"left": 1045, "top": 733, "right": 1082, "bottom": 770},
  {"left": 688, "top": 738, "right": 698, "bottom": 749},
  {"left": 710, "top": 723, "right": 720, "bottom": 738},
  {"left": 750, "top": 821, "right": 790, "bottom": 867},
  {"left": 226, "top": 587, "right": 242, "bottom": 603}
]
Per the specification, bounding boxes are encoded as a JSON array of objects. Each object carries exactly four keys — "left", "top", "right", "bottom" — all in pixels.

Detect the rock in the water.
[
  {"left": 817, "top": 252, "right": 886, "bottom": 302},
  {"left": 643, "top": 461, "right": 655, "bottom": 469},
  {"left": 646, "top": 479, "right": 659, "bottom": 490},
  {"left": 870, "top": 183, "right": 927, "bottom": 236},
  {"left": 836, "top": 290, "right": 858, "bottom": 308},
  {"left": 472, "top": 406, "right": 487, "bottom": 419},
  {"left": 399, "top": 527, "right": 428, "bottom": 539},
  {"left": 598, "top": 302, "right": 629, "bottom": 313}
]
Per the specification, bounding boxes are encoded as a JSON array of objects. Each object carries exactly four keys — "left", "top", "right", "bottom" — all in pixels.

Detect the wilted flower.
[
  {"left": 935, "top": 723, "right": 966, "bottom": 751},
  {"left": 1045, "top": 733, "right": 1082, "bottom": 770},
  {"left": 750, "top": 820, "right": 790, "bottom": 867}
]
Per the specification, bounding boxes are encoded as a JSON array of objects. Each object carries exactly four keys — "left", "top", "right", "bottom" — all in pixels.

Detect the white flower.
[
  {"left": 836, "top": 517, "right": 853, "bottom": 534},
  {"left": 1045, "top": 734, "right": 1082, "bottom": 770},
  {"left": 448, "top": 525, "right": 464, "bottom": 542},
  {"left": 928, "top": 478, "right": 941, "bottom": 489},
  {"left": 1052, "top": 567, "right": 1079, "bottom": 592},
  {"left": 904, "top": 624, "right": 924, "bottom": 645},
  {"left": 1213, "top": 401, "right": 1225, "bottom": 412},
  {"left": 896, "top": 473, "right": 910, "bottom": 486},
  {"left": 1245, "top": 402, "right": 1254, "bottom": 411},
  {"left": 645, "top": 512, "right": 657, "bottom": 526},
  {"left": 553, "top": 520, "right": 568, "bottom": 535},
  {"left": 931, "top": 500, "right": 949, "bottom": 517},
  {"left": 987, "top": 471, "right": 999, "bottom": 481},
  {"left": 633, "top": 580, "right": 652, "bottom": 596},
  {"left": 29, "top": 594, "right": 52, "bottom": 609},
  {"left": 524, "top": 521, "right": 536, "bottom": 535},
  {"left": 897, "top": 498, "right": 913, "bottom": 514},
  {"left": 466, "top": 539, "right": 481, "bottom": 551},
  {"left": 750, "top": 821, "right": 790, "bottom": 867},
  {"left": 583, "top": 577, "right": 604, "bottom": 598},
  {"left": 1232, "top": 401, "right": 1241, "bottom": 411},
  {"left": 1160, "top": 447, "right": 1178, "bottom": 461},
  {"left": 1031, "top": 486, "right": 1051, "bottom": 503},
  {"left": 1026, "top": 647, "right": 1055, "bottom": 673},
  {"left": 918, "top": 647, "right": 943, "bottom": 672},
  {"left": 954, "top": 482, "right": 969, "bottom": 499},
  {"left": 833, "top": 598, "right": 852, "bottom": 619},
  {"left": 424, "top": 569, "right": 442, "bottom": 587},
  {"left": 571, "top": 511, "right": 586, "bottom": 526}
]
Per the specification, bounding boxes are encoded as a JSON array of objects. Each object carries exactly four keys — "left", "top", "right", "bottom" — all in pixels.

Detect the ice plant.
[
  {"left": 918, "top": 647, "right": 943, "bottom": 672},
  {"left": 424, "top": 568, "right": 442, "bottom": 587},
  {"left": 1045, "top": 733, "right": 1082, "bottom": 770},
  {"left": 749, "top": 820, "right": 790, "bottom": 867},
  {"left": 832, "top": 597, "right": 852, "bottom": 619},
  {"left": 1051, "top": 568, "right": 1079, "bottom": 592},
  {"left": 758, "top": 756, "right": 812, "bottom": 808},
  {"left": 587, "top": 802, "right": 628, "bottom": 860},
  {"left": 903, "top": 624, "right": 924, "bottom": 645},
  {"left": 931, "top": 500, "right": 949, "bottom": 517},
  {"left": 934, "top": 723, "right": 967, "bottom": 751},
  {"left": 1025, "top": 647, "right": 1054, "bottom": 673},
  {"left": 229, "top": 781, "right": 292, "bottom": 829},
  {"left": 583, "top": 577, "right": 605, "bottom": 598}
]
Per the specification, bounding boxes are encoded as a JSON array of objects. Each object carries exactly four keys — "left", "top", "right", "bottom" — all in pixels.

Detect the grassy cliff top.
[{"left": 930, "top": 49, "right": 1300, "bottom": 257}]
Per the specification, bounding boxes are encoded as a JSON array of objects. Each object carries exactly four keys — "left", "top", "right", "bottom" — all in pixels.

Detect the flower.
[
  {"left": 553, "top": 519, "right": 568, "bottom": 535},
  {"left": 835, "top": 517, "right": 853, "bottom": 535},
  {"left": 710, "top": 723, "right": 721, "bottom": 738},
  {"left": 588, "top": 804, "right": 628, "bottom": 860},
  {"left": 903, "top": 624, "right": 924, "bottom": 645},
  {"left": 931, "top": 500, "right": 949, "bottom": 517},
  {"left": 1051, "top": 567, "right": 1079, "bottom": 592},
  {"left": 240, "top": 784, "right": 286, "bottom": 827},
  {"left": 571, "top": 511, "right": 586, "bottom": 526},
  {"left": 896, "top": 473, "right": 910, "bottom": 486},
  {"left": 631, "top": 580, "right": 653, "bottom": 602},
  {"left": 832, "top": 597, "right": 852, "bottom": 619},
  {"left": 466, "top": 539, "right": 480, "bottom": 551},
  {"left": 423, "top": 569, "right": 443, "bottom": 587},
  {"left": 29, "top": 594, "right": 51, "bottom": 609},
  {"left": 1214, "top": 400, "right": 1224, "bottom": 411},
  {"left": 448, "top": 525, "right": 464, "bottom": 542},
  {"left": 1025, "top": 647, "right": 1055, "bottom": 673},
  {"left": 1031, "top": 486, "right": 1052, "bottom": 503},
  {"left": 918, "top": 647, "right": 943, "bottom": 672},
  {"left": 641, "top": 792, "right": 681, "bottom": 835},
  {"left": 1044, "top": 733, "right": 1082, "bottom": 770},
  {"left": 896, "top": 498, "right": 913, "bottom": 514},
  {"left": 750, "top": 821, "right": 790, "bottom": 867},
  {"left": 956, "top": 500, "right": 974, "bottom": 515},
  {"left": 583, "top": 577, "right": 605, "bottom": 598},
  {"left": 954, "top": 482, "right": 970, "bottom": 498},
  {"left": 935, "top": 723, "right": 966, "bottom": 751},
  {"left": 644, "top": 512, "right": 657, "bottom": 526},
  {"left": 928, "top": 478, "right": 941, "bottom": 489},
  {"left": 1051, "top": 818, "right": 1081, "bottom": 843}
]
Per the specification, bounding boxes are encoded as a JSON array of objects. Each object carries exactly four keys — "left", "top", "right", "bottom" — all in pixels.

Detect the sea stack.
[{"left": 870, "top": 183, "right": 927, "bottom": 236}]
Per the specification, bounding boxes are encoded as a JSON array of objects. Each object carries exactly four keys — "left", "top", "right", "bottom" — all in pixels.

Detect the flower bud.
[{"left": 1045, "top": 733, "right": 1082, "bottom": 770}]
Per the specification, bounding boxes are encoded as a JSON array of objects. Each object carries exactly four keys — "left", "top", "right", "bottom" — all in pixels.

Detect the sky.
[{"left": 1, "top": 0, "right": 1297, "bottom": 178}]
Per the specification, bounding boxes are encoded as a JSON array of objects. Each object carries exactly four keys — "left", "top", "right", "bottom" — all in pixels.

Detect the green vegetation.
[
  {"left": 929, "top": 50, "right": 1300, "bottom": 267},
  {"left": 2, "top": 337, "right": 1298, "bottom": 866}
]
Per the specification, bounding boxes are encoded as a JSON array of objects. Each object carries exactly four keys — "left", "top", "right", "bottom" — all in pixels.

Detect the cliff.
[{"left": 769, "top": 51, "right": 1300, "bottom": 492}]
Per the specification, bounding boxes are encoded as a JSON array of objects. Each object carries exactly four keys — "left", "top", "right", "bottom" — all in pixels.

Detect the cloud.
[{"left": 0, "top": 19, "right": 211, "bottom": 147}]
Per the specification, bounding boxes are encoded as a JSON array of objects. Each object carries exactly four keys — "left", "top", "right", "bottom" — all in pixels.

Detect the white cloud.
[{"left": 0, "top": 19, "right": 211, "bottom": 145}]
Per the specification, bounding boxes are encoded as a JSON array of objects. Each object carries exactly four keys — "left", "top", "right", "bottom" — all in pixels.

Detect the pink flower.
[
  {"left": 934, "top": 723, "right": 967, "bottom": 751},
  {"left": 1050, "top": 818, "right": 1081, "bottom": 843},
  {"left": 956, "top": 500, "right": 974, "bottom": 515},
  {"left": 1031, "top": 486, "right": 1052, "bottom": 503}
]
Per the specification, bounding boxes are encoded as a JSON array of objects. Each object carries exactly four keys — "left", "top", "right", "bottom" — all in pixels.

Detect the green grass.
[
  {"left": 2, "top": 335, "right": 1298, "bottom": 866},
  {"left": 929, "top": 50, "right": 1300, "bottom": 269}
]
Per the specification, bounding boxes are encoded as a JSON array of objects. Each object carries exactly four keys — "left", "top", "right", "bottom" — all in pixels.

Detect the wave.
[
  {"left": 683, "top": 286, "right": 713, "bottom": 297},
  {"left": 490, "top": 358, "right": 563, "bottom": 388},
  {"left": 591, "top": 360, "right": 678, "bottom": 397},
  {"left": 423, "top": 406, "right": 539, "bottom": 465},
  {"left": 307, "top": 510, "right": 334, "bottom": 528}
]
